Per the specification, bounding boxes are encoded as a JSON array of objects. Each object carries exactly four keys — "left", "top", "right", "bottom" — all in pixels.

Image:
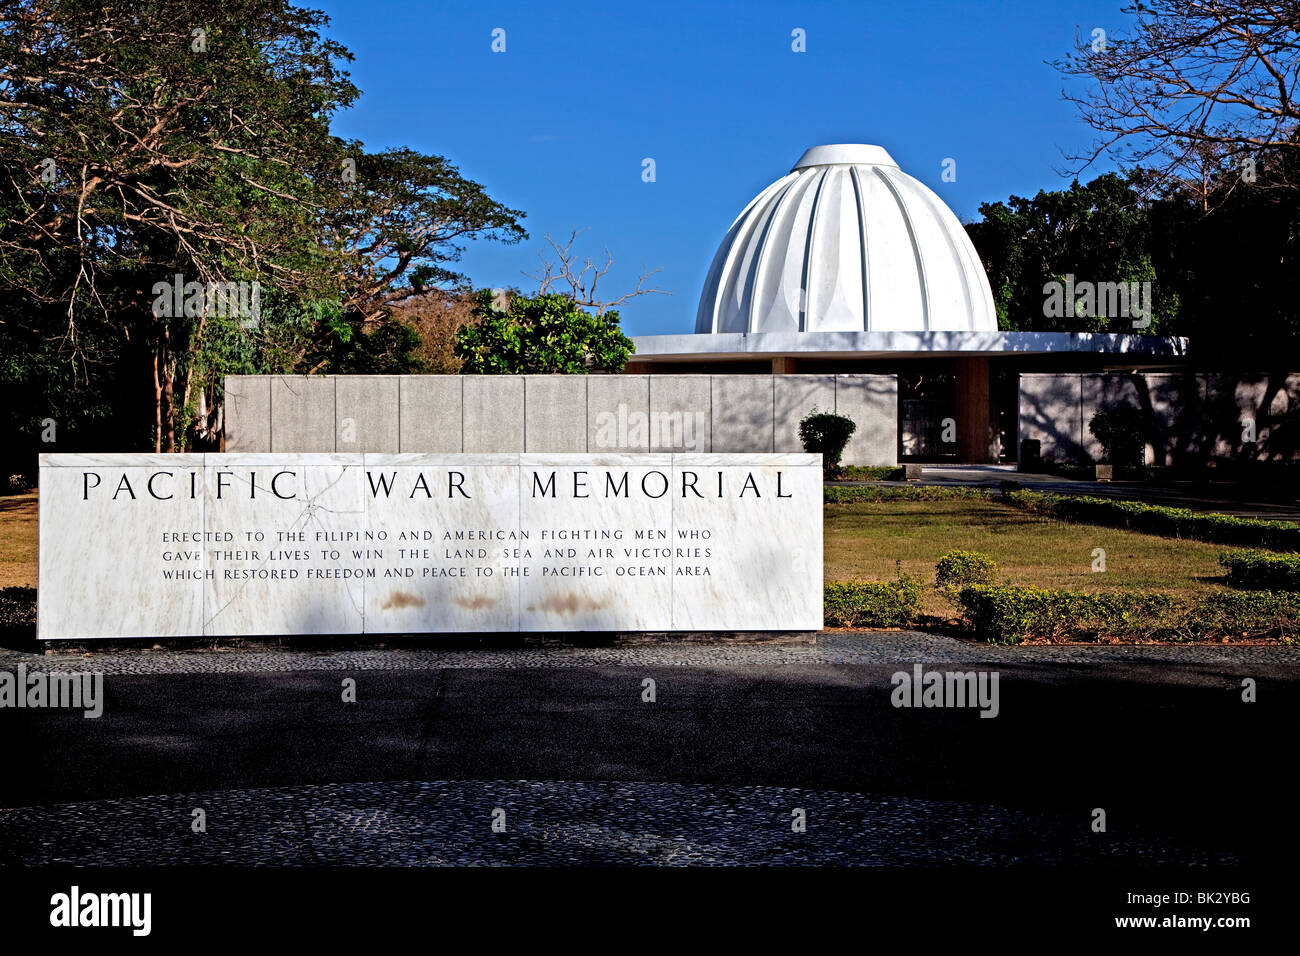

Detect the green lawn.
[
  {"left": 0, "top": 492, "right": 37, "bottom": 589},
  {"left": 0, "top": 492, "right": 1243, "bottom": 619},
  {"left": 825, "top": 498, "right": 1235, "bottom": 617}
]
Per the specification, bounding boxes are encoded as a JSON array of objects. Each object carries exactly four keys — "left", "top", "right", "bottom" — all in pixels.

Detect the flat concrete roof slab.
[{"left": 629, "top": 330, "right": 1190, "bottom": 361}]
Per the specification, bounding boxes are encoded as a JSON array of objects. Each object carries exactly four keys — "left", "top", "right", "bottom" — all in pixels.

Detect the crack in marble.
[{"left": 204, "top": 467, "right": 364, "bottom": 630}]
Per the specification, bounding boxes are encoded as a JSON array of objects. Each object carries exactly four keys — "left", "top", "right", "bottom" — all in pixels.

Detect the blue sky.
[{"left": 318, "top": 0, "right": 1133, "bottom": 335}]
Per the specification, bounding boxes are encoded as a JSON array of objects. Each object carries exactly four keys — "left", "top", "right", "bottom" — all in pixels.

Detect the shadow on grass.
[{"left": 0, "top": 587, "right": 36, "bottom": 651}]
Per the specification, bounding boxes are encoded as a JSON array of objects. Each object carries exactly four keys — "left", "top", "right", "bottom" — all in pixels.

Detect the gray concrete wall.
[
  {"left": 588, "top": 375, "right": 649, "bottom": 452},
  {"left": 711, "top": 376, "right": 773, "bottom": 453},
  {"left": 269, "top": 376, "right": 335, "bottom": 453},
  {"left": 524, "top": 375, "right": 587, "bottom": 452},
  {"left": 774, "top": 375, "right": 835, "bottom": 454},
  {"left": 1023, "top": 371, "right": 1300, "bottom": 465},
  {"left": 1202, "top": 372, "right": 1300, "bottom": 462},
  {"left": 463, "top": 375, "right": 524, "bottom": 453},
  {"left": 836, "top": 375, "right": 898, "bottom": 467},
  {"left": 336, "top": 375, "right": 399, "bottom": 453},
  {"left": 648, "top": 375, "right": 711, "bottom": 453},
  {"left": 1018, "top": 373, "right": 1082, "bottom": 463},
  {"left": 225, "top": 373, "right": 902, "bottom": 464},
  {"left": 223, "top": 375, "right": 271, "bottom": 453},
  {"left": 397, "top": 376, "right": 462, "bottom": 452}
]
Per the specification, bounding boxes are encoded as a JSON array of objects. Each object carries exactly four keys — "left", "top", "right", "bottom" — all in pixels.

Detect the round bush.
[
  {"left": 935, "top": 550, "right": 999, "bottom": 592},
  {"left": 799, "top": 410, "right": 857, "bottom": 478},
  {"left": 1089, "top": 404, "right": 1146, "bottom": 466}
]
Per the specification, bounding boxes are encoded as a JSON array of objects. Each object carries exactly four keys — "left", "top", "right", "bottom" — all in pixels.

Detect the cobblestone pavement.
[
  {"left": 4, "top": 633, "right": 1287, "bottom": 866},
  {"left": 5, "top": 631, "right": 1298, "bottom": 674},
  {"left": 0, "top": 779, "right": 1234, "bottom": 867}
]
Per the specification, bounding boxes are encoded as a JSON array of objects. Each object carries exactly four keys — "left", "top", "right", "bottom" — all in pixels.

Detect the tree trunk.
[
  {"left": 163, "top": 369, "right": 176, "bottom": 452},
  {"left": 152, "top": 346, "right": 163, "bottom": 454},
  {"left": 162, "top": 324, "right": 176, "bottom": 453}
]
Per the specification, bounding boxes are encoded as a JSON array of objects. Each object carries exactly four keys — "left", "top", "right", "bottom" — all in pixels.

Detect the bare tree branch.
[
  {"left": 526, "top": 228, "right": 670, "bottom": 314},
  {"left": 1053, "top": 1, "right": 1300, "bottom": 202}
]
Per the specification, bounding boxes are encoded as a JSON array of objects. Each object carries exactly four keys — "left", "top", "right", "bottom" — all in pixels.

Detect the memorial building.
[
  {"left": 624, "top": 144, "right": 1190, "bottom": 465},
  {"left": 222, "top": 144, "right": 1295, "bottom": 470}
]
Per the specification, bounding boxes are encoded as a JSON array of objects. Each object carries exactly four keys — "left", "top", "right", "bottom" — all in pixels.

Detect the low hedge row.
[
  {"left": 1002, "top": 489, "right": 1300, "bottom": 551},
  {"left": 835, "top": 465, "right": 905, "bottom": 481},
  {"left": 1219, "top": 549, "right": 1300, "bottom": 591},
  {"left": 958, "top": 584, "right": 1300, "bottom": 644},
  {"left": 825, "top": 485, "right": 993, "bottom": 504},
  {"left": 824, "top": 579, "right": 921, "bottom": 628},
  {"left": 1044, "top": 463, "right": 1160, "bottom": 483}
]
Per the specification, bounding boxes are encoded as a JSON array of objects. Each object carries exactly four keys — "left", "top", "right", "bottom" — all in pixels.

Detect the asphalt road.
[{"left": 4, "top": 652, "right": 1296, "bottom": 865}]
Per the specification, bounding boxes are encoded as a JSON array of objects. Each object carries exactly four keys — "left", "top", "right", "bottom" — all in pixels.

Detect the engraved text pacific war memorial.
[{"left": 38, "top": 454, "right": 823, "bottom": 638}]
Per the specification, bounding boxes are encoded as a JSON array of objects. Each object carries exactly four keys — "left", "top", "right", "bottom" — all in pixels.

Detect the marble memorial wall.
[{"left": 38, "top": 453, "right": 823, "bottom": 638}]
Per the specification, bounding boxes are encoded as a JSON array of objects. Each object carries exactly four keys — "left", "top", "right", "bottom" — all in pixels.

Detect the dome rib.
[
  {"left": 716, "top": 178, "right": 784, "bottom": 333},
  {"left": 737, "top": 187, "right": 785, "bottom": 332},
  {"left": 848, "top": 165, "right": 871, "bottom": 330},
  {"left": 747, "top": 172, "right": 810, "bottom": 334},
  {"left": 751, "top": 168, "right": 821, "bottom": 333},
  {"left": 799, "top": 169, "right": 831, "bottom": 332},
  {"left": 905, "top": 171, "right": 979, "bottom": 330},
  {"left": 873, "top": 165, "right": 930, "bottom": 331},
  {"left": 696, "top": 172, "right": 797, "bottom": 333},
  {"left": 695, "top": 144, "right": 997, "bottom": 335}
]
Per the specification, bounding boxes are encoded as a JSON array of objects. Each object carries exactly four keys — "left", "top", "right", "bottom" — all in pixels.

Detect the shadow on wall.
[
  {"left": 1018, "top": 374, "right": 1083, "bottom": 464},
  {"left": 1201, "top": 372, "right": 1299, "bottom": 463},
  {"left": 1022, "top": 371, "right": 1300, "bottom": 467},
  {"left": 839, "top": 374, "right": 897, "bottom": 466},
  {"left": 711, "top": 379, "right": 773, "bottom": 454},
  {"left": 1135, "top": 373, "right": 1200, "bottom": 465}
]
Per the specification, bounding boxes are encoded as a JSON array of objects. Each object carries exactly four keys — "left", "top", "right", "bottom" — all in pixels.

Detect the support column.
[{"left": 956, "top": 356, "right": 998, "bottom": 463}]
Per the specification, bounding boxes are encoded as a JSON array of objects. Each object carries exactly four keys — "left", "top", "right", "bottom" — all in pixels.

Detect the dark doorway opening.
[{"left": 898, "top": 370, "right": 957, "bottom": 462}]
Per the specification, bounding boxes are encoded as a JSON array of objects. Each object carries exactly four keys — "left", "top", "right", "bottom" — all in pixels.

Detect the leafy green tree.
[
  {"left": 0, "top": 0, "right": 524, "bottom": 453},
  {"left": 329, "top": 148, "right": 525, "bottom": 317},
  {"left": 455, "top": 290, "right": 635, "bottom": 374},
  {"left": 0, "top": 0, "right": 354, "bottom": 450},
  {"left": 1149, "top": 146, "right": 1300, "bottom": 357},
  {"left": 965, "top": 171, "right": 1177, "bottom": 333},
  {"left": 966, "top": 158, "right": 1299, "bottom": 353}
]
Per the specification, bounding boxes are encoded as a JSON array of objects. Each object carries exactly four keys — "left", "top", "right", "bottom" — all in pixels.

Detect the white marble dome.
[{"left": 695, "top": 144, "right": 997, "bottom": 334}]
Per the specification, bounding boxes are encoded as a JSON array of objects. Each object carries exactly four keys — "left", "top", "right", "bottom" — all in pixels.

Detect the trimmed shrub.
[
  {"left": 1001, "top": 489, "right": 1300, "bottom": 552},
  {"left": 957, "top": 585, "right": 1177, "bottom": 643},
  {"left": 957, "top": 584, "right": 1300, "bottom": 644},
  {"left": 1191, "top": 591, "right": 1300, "bottom": 641},
  {"left": 1089, "top": 404, "right": 1146, "bottom": 465},
  {"left": 800, "top": 410, "right": 857, "bottom": 478},
  {"left": 935, "top": 550, "right": 998, "bottom": 593},
  {"left": 824, "top": 579, "right": 922, "bottom": 628},
  {"left": 1219, "top": 549, "right": 1300, "bottom": 591},
  {"left": 826, "top": 485, "right": 993, "bottom": 503}
]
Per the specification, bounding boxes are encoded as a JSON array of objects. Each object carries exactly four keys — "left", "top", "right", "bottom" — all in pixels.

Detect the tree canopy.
[
  {"left": 455, "top": 290, "right": 635, "bottom": 374},
  {"left": 965, "top": 159, "right": 1299, "bottom": 355},
  {"left": 0, "top": 0, "right": 525, "bottom": 464}
]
